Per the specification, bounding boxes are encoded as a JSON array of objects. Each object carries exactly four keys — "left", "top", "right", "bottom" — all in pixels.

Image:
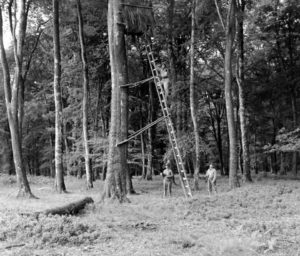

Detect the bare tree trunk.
[
  {"left": 139, "top": 99, "right": 146, "bottom": 179},
  {"left": 0, "top": 1, "right": 35, "bottom": 198},
  {"left": 140, "top": 133, "right": 146, "bottom": 178},
  {"left": 49, "top": 135, "right": 55, "bottom": 177},
  {"left": 190, "top": 0, "right": 200, "bottom": 190},
  {"left": 216, "top": 117, "right": 225, "bottom": 175},
  {"left": 280, "top": 152, "right": 286, "bottom": 175},
  {"left": 167, "top": 0, "right": 179, "bottom": 132},
  {"left": 53, "top": 0, "right": 66, "bottom": 193},
  {"left": 224, "top": 0, "right": 239, "bottom": 189},
  {"left": 146, "top": 84, "right": 154, "bottom": 180},
  {"left": 77, "top": 0, "right": 93, "bottom": 189},
  {"left": 291, "top": 91, "right": 297, "bottom": 176},
  {"left": 236, "top": 0, "right": 252, "bottom": 182},
  {"left": 102, "top": 0, "right": 128, "bottom": 201}
]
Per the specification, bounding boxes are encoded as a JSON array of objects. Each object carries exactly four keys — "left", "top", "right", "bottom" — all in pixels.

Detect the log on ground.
[{"left": 40, "top": 197, "right": 94, "bottom": 216}]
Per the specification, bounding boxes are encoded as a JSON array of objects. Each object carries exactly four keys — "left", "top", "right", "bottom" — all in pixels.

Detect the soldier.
[
  {"left": 205, "top": 163, "right": 217, "bottom": 195},
  {"left": 162, "top": 160, "right": 174, "bottom": 197},
  {"left": 157, "top": 65, "right": 170, "bottom": 100}
]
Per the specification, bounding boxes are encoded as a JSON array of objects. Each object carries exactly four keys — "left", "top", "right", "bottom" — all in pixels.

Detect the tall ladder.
[{"left": 145, "top": 45, "right": 192, "bottom": 198}]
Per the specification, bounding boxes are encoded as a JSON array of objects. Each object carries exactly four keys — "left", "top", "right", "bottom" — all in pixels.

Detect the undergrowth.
[{"left": 0, "top": 212, "right": 102, "bottom": 248}]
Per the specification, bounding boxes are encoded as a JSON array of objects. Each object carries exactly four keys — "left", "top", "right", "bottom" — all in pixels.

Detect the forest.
[{"left": 0, "top": 0, "right": 299, "bottom": 255}]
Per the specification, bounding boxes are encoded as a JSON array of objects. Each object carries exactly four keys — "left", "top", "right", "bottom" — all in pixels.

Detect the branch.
[
  {"left": 23, "top": 29, "right": 43, "bottom": 81},
  {"left": 7, "top": 0, "right": 14, "bottom": 36},
  {"left": 214, "top": 0, "right": 225, "bottom": 32}
]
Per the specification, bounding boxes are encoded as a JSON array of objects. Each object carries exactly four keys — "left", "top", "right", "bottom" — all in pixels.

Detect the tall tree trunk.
[
  {"left": 102, "top": 0, "right": 128, "bottom": 201},
  {"left": 118, "top": 0, "right": 131, "bottom": 195},
  {"left": 216, "top": 117, "right": 225, "bottom": 175},
  {"left": 77, "top": 0, "right": 93, "bottom": 189},
  {"left": 291, "top": 90, "right": 297, "bottom": 176},
  {"left": 53, "top": 0, "right": 66, "bottom": 193},
  {"left": 190, "top": 0, "right": 200, "bottom": 190},
  {"left": 0, "top": 1, "right": 35, "bottom": 198},
  {"left": 279, "top": 152, "right": 286, "bottom": 175},
  {"left": 146, "top": 84, "right": 154, "bottom": 180},
  {"left": 139, "top": 98, "right": 146, "bottom": 179},
  {"left": 141, "top": 133, "right": 146, "bottom": 178},
  {"left": 236, "top": 0, "right": 252, "bottom": 182},
  {"left": 167, "top": 0, "right": 179, "bottom": 132},
  {"left": 224, "top": 0, "right": 239, "bottom": 188}
]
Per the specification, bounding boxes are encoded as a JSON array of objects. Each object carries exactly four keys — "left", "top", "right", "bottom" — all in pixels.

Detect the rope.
[
  {"left": 117, "top": 116, "right": 165, "bottom": 146},
  {"left": 119, "top": 77, "right": 153, "bottom": 88}
]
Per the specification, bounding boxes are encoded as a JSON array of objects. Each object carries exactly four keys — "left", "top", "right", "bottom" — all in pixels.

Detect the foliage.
[{"left": 264, "top": 128, "right": 300, "bottom": 153}]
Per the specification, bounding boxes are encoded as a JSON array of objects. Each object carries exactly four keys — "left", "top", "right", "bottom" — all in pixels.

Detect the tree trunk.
[
  {"left": 140, "top": 99, "right": 146, "bottom": 179},
  {"left": 280, "top": 152, "right": 286, "bottom": 175},
  {"left": 236, "top": 0, "right": 252, "bottom": 182},
  {"left": 190, "top": 0, "right": 200, "bottom": 190},
  {"left": 102, "top": 0, "right": 128, "bottom": 201},
  {"left": 141, "top": 133, "right": 146, "bottom": 178},
  {"left": 53, "top": 0, "right": 66, "bottom": 193},
  {"left": 216, "top": 117, "right": 225, "bottom": 175},
  {"left": 117, "top": 15, "right": 132, "bottom": 195},
  {"left": 167, "top": 0, "right": 179, "bottom": 132},
  {"left": 146, "top": 83, "right": 154, "bottom": 180},
  {"left": 77, "top": 0, "right": 93, "bottom": 189},
  {"left": 291, "top": 90, "right": 297, "bottom": 176},
  {"left": 224, "top": 0, "right": 239, "bottom": 189},
  {"left": 0, "top": 1, "right": 35, "bottom": 198}
]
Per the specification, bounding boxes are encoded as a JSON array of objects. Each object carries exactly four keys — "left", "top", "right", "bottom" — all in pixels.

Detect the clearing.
[{"left": 0, "top": 174, "right": 299, "bottom": 256}]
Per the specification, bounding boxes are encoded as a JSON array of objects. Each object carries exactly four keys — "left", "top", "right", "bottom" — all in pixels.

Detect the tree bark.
[
  {"left": 146, "top": 84, "right": 154, "bottom": 180},
  {"left": 53, "top": 0, "right": 66, "bottom": 193},
  {"left": 77, "top": 0, "right": 93, "bottom": 189},
  {"left": 291, "top": 90, "right": 297, "bottom": 176},
  {"left": 190, "top": 0, "right": 201, "bottom": 190},
  {"left": 0, "top": 1, "right": 35, "bottom": 198},
  {"left": 279, "top": 152, "right": 286, "bottom": 175},
  {"left": 167, "top": 0, "right": 179, "bottom": 132},
  {"left": 224, "top": 0, "right": 239, "bottom": 189},
  {"left": 102, "top": 0, "right": 128, "bottom": 201},
  {"left": 236, "top": 0, "right": 252, "bottom": 182}
]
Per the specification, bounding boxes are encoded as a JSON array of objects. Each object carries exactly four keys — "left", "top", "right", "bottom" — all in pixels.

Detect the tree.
[
  {"left": 190, "top": 0, "right": 201, "bottom": 190},
  {"left": 236, "top": 0, "right": 252, "bottom": 182},
  {"left": 76, "top": 0, "right": 93, "bottom": 189},
  {"left": 224, "top": 0, "right": 239, "bottom": 188},
  {"left": 53, "top": 0, "right": 66, "bottom": 193},
  {"left": 0, "top": 0, "right": 35, "bottom": 198},
  {"left": 102, "top": 0, "right": 128, "bottom": 201}
]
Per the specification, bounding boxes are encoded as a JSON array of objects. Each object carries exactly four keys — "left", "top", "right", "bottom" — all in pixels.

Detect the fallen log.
[{"left": 37, "top": 197, "right": 94, "bottom": 216}]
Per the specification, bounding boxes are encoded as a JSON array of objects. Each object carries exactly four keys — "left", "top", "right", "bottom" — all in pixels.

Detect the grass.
[{"left": 0, "top": 173, "right": 299, "bottom": 256}]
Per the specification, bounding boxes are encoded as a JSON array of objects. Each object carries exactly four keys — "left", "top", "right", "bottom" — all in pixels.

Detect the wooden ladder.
[{"left": 145, "top": 45, "right": 192, "bottom": 198}]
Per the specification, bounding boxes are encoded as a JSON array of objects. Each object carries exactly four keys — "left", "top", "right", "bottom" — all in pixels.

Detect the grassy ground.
[{"left": 0, "top": 173, "right": 299, "bottom": 256}]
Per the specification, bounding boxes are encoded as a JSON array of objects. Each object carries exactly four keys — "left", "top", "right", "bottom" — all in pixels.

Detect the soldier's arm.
[{"left": 211, "top": 170, "right": 217, "bottom": 182}]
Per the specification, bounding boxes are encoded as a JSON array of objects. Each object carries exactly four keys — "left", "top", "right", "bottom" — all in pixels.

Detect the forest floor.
[{"left": 0, "top": 173, "right": 299, "bottom": 256}]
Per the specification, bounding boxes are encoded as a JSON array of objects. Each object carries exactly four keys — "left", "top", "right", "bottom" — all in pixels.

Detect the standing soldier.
[
  {"left": 205, "top": 163, "right": 217, "bottom": 195},
  {"left": 161, "top": 160, "right": 174, "bottom": 197}
]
